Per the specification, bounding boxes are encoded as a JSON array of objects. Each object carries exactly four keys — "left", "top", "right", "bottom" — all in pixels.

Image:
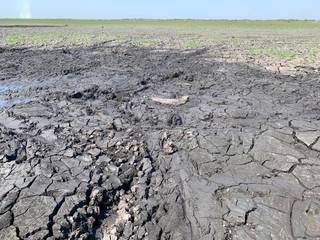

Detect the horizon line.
[{"left": 1, "top": 18, "right": 320, "bottom": 21}]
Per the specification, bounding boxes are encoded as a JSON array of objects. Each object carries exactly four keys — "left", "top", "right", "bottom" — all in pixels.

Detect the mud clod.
[{"left": 167, "top": 113, "right": 183, "bottom": 127}]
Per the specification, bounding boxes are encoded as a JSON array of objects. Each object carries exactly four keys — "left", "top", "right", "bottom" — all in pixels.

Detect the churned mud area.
[{"left": 0, "top": 44, "right": 320, "bottom": 240}]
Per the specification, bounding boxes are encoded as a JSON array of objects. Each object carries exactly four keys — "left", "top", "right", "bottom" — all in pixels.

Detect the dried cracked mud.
[{"left": 0, "top": 44, "right": 320, "bottom": 240}]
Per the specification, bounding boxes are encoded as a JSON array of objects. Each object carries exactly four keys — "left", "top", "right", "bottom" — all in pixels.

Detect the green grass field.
[
  {"left": 1, "top": 18, "right": 320, "bottom": 28},
  {"left": 1, "top": 19, "right": 319, "bottom": 73}
]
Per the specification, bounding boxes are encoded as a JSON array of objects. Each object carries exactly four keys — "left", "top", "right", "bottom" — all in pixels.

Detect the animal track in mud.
[{"left": 0, "top": 44, "right": 320, "bottom": 240}]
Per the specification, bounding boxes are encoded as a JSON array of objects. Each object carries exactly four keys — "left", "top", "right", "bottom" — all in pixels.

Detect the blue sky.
[{"left": 1, "top": 0, "right": 320, "bottom": 19}]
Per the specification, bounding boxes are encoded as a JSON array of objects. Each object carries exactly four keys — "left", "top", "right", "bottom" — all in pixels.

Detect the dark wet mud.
[
  {"left": 0, "top": 44, "right": 320, "bottom": 240},
  {"left": 0, "top": 25, "right": 65, "bottom": 28}
]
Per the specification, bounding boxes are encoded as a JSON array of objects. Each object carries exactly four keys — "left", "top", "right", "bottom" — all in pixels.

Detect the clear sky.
[{"left": 1, "top": 0, "right": 320, "bottom": 19}]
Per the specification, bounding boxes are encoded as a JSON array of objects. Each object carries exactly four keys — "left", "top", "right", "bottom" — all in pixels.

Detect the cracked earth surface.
[{"left": 0, "top": 44, "right": 320, "bottom": 240}]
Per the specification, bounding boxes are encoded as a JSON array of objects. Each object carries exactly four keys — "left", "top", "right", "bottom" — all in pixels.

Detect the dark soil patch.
[{"left": 0, "top": 25, "right": 65, "bottom": 28}]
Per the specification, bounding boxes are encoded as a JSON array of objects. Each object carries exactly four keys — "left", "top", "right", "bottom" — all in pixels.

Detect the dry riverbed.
[{"left": 0, "top": 42, "right": 320, "bottom": 240}]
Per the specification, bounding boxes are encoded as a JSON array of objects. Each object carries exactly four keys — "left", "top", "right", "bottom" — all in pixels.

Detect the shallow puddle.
[
  {"left": 0, "top": 83, "right": 24, "bottom": 108},
  {"left": 0, "top": 99, "right": 6, "bottom": 108},
  {"left": 0, "top": 83, "right": 21, "bottom": 93}
]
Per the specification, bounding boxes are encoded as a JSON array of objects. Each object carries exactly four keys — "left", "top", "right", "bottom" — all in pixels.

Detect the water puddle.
[
  {"left": 0, "top": 99, "right": 6, "bottom": 108},
  {"left": 0, "top": 82, "right": 25, "bottom": 109},
  {"left": 0, "top": 83, "right": 22, "bottom": 93}
]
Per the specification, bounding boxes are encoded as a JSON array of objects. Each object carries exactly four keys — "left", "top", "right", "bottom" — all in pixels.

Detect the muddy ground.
[{"left": 0, "top": 44, "right": 320, "bottom": 240}]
